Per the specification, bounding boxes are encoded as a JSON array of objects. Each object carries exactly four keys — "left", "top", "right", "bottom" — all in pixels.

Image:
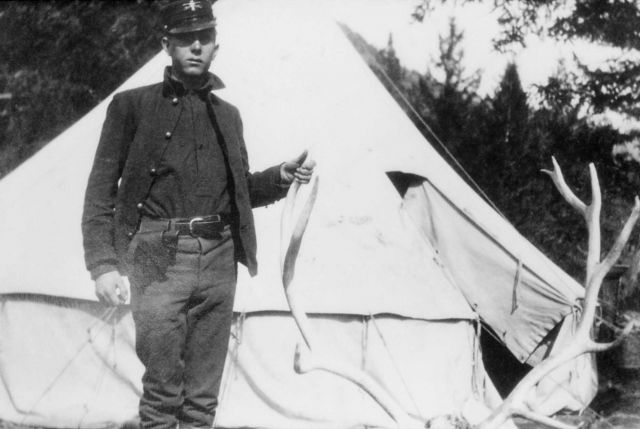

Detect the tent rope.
[
  {"left": 368, "top": 314, "right": 424, "bottom": 419},
  {"left": 361, "top": 316, "right": 369, "bottom": 371},
  {"left": 111, "top": 310, "right": 118, "bottom": 369},
  {"left": 214, "top": 314, "right": 244, "bottom": 429},
  {"left": 366, "top": 57, "right": 507, "bottom": 220},
  {"left": 347, "top": 36, "right": 627, "bottom": 376},
  {"left": 234, "top": 311, "right": 246, "bottom": 345},
  {"left": 19, "top": 306, "right": 118, "bottom": 425},
  {"left": 511, "top": 259, "right": 524, "bottom": 314},
  {"left": 76, "top": 309, "right": 119, "bottom": 428},
  {"left": 364, "top": 40, "right": 628, "bottom": 323},
  {"left": 472, "top": 320, "right": 483, "bottom": 399},
  {"left": 76, "top": 347, "right": 112, "bottom": 429}
]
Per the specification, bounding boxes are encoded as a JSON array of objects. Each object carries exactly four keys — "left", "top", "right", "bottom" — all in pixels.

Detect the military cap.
[{"left": 160, "top": 0, "right": 216, "bottom": 34}]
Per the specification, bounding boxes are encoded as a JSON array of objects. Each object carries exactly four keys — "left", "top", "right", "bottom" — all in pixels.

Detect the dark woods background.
[
  {"left": 351, "top": 0, "right": 640, "bottom": 287},
  {"left": 1, "top": 0, "right": 639, "bottom": 285},
  {"left": 0, "top": 1, "right": 162, "bottom": 175}
]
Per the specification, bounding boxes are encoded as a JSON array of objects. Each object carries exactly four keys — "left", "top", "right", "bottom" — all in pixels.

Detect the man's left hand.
[{"left": 281, "top": 150, "right": 315, "bottom": 185}]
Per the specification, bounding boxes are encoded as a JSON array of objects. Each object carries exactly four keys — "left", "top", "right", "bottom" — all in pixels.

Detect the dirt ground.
[{"left": 586, "top": 369, "right": 640, "bottom": 428}]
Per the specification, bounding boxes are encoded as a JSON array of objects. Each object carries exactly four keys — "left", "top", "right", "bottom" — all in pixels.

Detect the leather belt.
[{"left": 140, "top": 214, "right": 232, "bottom": 239}]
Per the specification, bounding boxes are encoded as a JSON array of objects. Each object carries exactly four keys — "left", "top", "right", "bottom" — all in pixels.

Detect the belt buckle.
[{"left": 189, "top": 217, "right": 204, "bottom": 236}]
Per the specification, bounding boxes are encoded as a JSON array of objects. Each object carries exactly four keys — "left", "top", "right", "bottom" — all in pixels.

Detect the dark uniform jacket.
[{"left": 82, "top": 71, "right": 287, "bottom": 280}]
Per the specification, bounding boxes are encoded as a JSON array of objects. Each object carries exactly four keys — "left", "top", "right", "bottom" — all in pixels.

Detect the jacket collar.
[{"left": 162, "top": 66, "right": 225, "bottom": 99}]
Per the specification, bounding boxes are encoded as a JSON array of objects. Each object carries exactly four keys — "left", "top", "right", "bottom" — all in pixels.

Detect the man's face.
[{"left": 162, "top": 29, "right": 218, "bottom": 79}]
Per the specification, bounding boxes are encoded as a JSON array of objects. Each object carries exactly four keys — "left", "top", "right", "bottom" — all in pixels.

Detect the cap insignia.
[{"left": 183, "top": 0, "right": 202, "bottom": 12}]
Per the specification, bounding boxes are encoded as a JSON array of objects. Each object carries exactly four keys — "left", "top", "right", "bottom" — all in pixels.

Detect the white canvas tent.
[{"left": 0, "top": 1, "right": 594, "bottom": 428}]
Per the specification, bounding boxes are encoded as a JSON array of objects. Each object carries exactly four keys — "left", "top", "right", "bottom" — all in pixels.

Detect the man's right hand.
[{"left": 95, "top": 270, "right": 129, "bottom": 306}]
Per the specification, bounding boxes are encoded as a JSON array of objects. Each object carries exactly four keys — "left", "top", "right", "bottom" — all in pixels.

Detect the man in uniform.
[{"left": 81, "top": 1, "right": 314, "bottom": 428}]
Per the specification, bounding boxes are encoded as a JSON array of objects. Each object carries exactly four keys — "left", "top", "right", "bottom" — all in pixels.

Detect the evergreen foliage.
[
  {"left": 0, "top": 2, "right": 638, "bottom": 282},
  {"left": 0, "top": 1, "right": 162, "bottom": 177},
  {"left": 413, "top": 0, "right": 640, "bottom": 117},
  {"left": 344, "top": 19, "right": 639, "bottom": 280}
]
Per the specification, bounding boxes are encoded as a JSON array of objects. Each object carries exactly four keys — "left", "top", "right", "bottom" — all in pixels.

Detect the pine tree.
[
  {"left": 484, "top": 63, "right": 531, "bottom": 199},
  {"left": 378, "top": 35, "right": 404, "bottom": 85},
  {"left": 412, "top": 0, "right": 640, "bottom": 117},
  {"left": 415, "top": 18, "right": 483, "bottom": 164}
]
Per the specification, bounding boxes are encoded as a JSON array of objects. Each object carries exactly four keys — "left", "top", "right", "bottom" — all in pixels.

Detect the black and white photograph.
[{"left": 0, "top": 1, "right": 639, "bottom": 428}]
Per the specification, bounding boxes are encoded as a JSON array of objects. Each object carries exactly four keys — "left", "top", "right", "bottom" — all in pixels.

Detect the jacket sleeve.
[
  {"left": 234, "top": 107, "right": 289, "bottom": 208},
  {"left": 82, "top": 93, "right": 136, "bottom": 279}
]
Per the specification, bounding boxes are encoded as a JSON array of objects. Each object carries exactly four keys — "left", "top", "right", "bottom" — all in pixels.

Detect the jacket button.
[
  {"left": 165, "top": 131, "right": 172, "bottom": 139},
  {"left": 172, "top": 97, "right": 179, "bottom": 105},
  {"left": 150, "top": 167, "right": 157, "bottom": 176},
  {"left": 136, "top": 203, "right": 143, "bottom": 210}
]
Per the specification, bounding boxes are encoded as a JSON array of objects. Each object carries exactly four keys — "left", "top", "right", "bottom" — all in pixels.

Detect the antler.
[
  {"left": 279, "top": 164, "right": 424, "bottom": 429},
  {"left": 476, "top": 157, "right": 640, "bottom": 429},
  {"left": 280, "top": 174, "right": 320, "bottom": 349}
]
